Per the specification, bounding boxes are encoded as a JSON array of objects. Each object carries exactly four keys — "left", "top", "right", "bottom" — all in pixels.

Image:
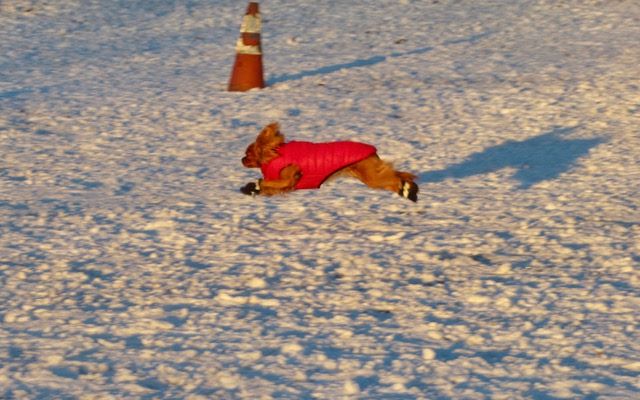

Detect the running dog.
[{"left": 241, "top": 122, "right": 419, "bottom": 201}]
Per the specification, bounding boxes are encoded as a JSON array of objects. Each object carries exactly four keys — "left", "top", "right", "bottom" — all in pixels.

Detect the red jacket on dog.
[{"left": 261, "top": 141, "right": 377, "bottom": 189}]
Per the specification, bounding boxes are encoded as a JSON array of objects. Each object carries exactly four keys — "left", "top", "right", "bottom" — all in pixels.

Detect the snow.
[{"left": 1, "top": 0, "right": 639, "bottom": 398}]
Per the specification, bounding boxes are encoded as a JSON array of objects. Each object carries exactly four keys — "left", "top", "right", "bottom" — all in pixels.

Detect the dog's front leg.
[{"left": 241, "top": 164, "right": 301, "bottom": 196}]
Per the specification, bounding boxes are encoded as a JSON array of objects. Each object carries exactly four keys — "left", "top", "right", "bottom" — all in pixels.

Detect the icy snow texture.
[{"left": 1, "top": 0, "right": 639, "bottom": 399}]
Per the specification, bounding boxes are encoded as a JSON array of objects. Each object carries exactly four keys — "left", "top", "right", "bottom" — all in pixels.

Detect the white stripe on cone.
[
  {"left": 235, "top": 38, "right": 261, "bottom": 55},
  {"left": 235, "top": 13, "right": 262, "bottom": 54},
  {"left": 240, "top": 14, "right": 261, "bottom": 33}
]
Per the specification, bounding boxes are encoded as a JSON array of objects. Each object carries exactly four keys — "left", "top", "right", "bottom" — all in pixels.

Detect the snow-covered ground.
[{"left": 1, "top": 0, "right": 639, "bottom": 398}]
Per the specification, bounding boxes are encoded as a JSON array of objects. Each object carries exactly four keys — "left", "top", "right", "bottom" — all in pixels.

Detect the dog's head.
[{"left": 242, "top": 122, "right": 285, "bottom": 168}]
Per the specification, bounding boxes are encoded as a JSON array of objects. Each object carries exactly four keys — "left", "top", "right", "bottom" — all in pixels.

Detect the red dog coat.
[{"left": 261, "top": 141, "right": 377, "bottom": 189}]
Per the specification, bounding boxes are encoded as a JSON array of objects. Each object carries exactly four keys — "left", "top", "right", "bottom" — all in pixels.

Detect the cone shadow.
[
  {"left": 267, "top": 31, "right": 493, "bottom": 85},
  {"left": 268, "top": 46, "right": 435, "bottom": 85}
]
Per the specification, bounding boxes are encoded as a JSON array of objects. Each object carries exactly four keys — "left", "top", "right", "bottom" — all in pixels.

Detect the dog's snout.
[{"left": 242, "top": 156, "right": 256, "bottom": 167}]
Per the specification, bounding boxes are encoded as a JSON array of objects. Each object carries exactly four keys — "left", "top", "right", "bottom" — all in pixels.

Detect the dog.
[{"left": 241, "top": 122, "right": 419, "bottom": 201}]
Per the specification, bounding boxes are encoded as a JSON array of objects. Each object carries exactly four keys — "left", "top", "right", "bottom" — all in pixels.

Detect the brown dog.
[{"left": 241, "top": 122, "right": 418, "bottom": 201}]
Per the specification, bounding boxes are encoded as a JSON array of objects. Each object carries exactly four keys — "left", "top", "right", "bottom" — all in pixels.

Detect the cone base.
[{"left": 228, "top": 54, "right": 265, "bottom": 92}]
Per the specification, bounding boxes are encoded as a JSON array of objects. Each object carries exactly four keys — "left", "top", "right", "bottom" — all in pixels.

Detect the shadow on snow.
[
  {"left": 419, "top": 127, "right": 605, "bottom": 189},
  {"left": 267, "top": 31, "right": 493, "bottom": 85}
]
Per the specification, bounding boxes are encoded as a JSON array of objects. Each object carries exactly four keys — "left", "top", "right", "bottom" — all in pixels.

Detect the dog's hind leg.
[{"left": 347, "top": 155, "right": 419, "bottom": 201}]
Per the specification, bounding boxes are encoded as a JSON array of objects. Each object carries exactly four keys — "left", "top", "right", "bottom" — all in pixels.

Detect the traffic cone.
[{"left": 228, "top": 2, "right": 265, "bottom": 91}]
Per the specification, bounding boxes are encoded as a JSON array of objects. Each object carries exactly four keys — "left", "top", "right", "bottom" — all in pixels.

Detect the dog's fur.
[{"left": 242, "top": 122, "right": 419, "bottom": 200}]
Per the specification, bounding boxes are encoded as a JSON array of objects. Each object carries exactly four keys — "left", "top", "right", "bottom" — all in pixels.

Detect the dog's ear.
[
  {"left": 256, "top": 122, "right": 284, "bottom": 147},
  {"left": 255, "top": 122, "right": 285, "bottom": 161}
]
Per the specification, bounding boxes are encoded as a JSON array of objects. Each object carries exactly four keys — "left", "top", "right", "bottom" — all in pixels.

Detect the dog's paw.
[
  {"left": 240, "top": 180, "right": 261, "bottom": 196},
  {"left": 399, "top": 181, "right": 418, "bottom": 202}
]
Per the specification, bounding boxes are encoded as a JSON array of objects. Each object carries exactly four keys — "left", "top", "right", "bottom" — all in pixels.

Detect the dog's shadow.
[{"left": 419, "top": 127, "right": 606, "bottom": 189}]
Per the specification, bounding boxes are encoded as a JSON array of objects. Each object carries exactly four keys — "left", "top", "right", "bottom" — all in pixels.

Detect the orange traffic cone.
[{"left": 228, "top": 2, "right": 265, "bottom": 91}]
